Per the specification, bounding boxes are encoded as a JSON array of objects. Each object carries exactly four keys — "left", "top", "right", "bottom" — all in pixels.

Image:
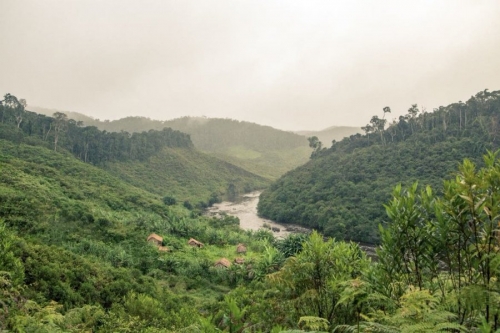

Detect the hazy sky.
[{"left": 1, "top": 1, "right": 500, "bottom": 131}]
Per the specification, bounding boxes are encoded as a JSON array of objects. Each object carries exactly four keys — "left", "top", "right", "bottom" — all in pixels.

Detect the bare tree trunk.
[
  {"left": 44, "top": 123, "right": 52, "bottom": 141},
  {"left": 84, "top": 142, "right": 89, "bottom": 163}
]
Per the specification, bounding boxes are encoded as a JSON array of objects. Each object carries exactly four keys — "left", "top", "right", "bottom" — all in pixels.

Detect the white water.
[
  {"left": 206, "top": 191, "right": 378, "bottom": 257},
  {"left": 206, "top": 191, "right": 306, "bottom": 238}
]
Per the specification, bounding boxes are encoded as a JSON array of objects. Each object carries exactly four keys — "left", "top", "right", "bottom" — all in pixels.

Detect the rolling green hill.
[
  {"left": 258, "top": 89, "right": 500, "bottom": 244},
  {"left": 31, "top": 108, "right": 312, "bottom": 180},
  {"left": 1, "top": 104, "right": 267, "bottom": 205},
  {"left": 0, "top": 97, "right": 273, "bottom": 331},
  {"left": 0, "top": 135, "right": 274, "bottom": 330}
]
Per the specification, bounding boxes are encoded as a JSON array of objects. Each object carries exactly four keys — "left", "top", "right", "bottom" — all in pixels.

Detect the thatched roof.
[
  {"left": 215, "top": 258, "right": 231, "bottom": 268},
  {"left": 188, "top": 238, "right": 204, "bottom": 247},
  {"left": 236, "top": 243, "right": 247, "bottom": 253},
  {"left": 158, "top": 246, "right": 169, "bottom": 252},
  {"left": 234, "top": 257, "right": 245, "bottom": 265},
  {"left": 147, "top": 233, "right": 163, "bottom": 242}
]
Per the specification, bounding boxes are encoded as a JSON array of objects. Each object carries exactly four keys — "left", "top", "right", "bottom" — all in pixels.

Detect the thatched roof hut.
[
  {"left": 236, "top": 243, "right": 247, "bottom": 254},
  {"left": 215, "top": 258, "right": 231, "bottom": 268},
  {"left": 158, "top": 246, "right": 170, "bottom": 252},
  {"left": 188, "top": 238, "right": 204, "bottom": 248},
  {"left": 234, "top": 257, "right": 245, "bottom": 265},
  {"left": 147, "top": 233, "right": 163, "bottom": 246}
]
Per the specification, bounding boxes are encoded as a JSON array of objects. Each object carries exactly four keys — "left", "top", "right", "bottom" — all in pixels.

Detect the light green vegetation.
[
  {"left": 105, "top": 146, "right": 268, "bottom": 204},
  {"left": 213, "top": 145, "right": 311, "bottom": 180},
  {"left": 0, "top": 132, "right": 277, "bottom": 331},
  {"left": 225, "top": 146, "right": 262, "bottom": 160}
]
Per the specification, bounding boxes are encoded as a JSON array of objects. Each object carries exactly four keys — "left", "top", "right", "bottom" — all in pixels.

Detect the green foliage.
[
  {"left": 375, "top": 151, "right": 500, "bottom": 330},
  {"left": 1, "top": 95, "right": 268, "bottom": 206},
  {"left": 275, "top": 232, "right": 308, "bottom": 258},
  {"left": 0, "top": 220, "right": 24, "bottom": 285},
  {"left": 6, "top": 91, "right": 500, "bottom": 332},
  {"left": 259, "top": 90, "right": 500, "bottom": 243},
  {"left": 162, "top": 196, "right": 177, "bottom": 205},
  {"left": 0, "top": 124, "right": 268, "bottom": 331},
  {"left": 298, "top": 316, "right": 329, "bottom": 331},
  {"left": 268, "top": 231, "right": 370, "bottom": 326},
  {"left": 1, "top": 98, "right": 193, "bottom": 165}
]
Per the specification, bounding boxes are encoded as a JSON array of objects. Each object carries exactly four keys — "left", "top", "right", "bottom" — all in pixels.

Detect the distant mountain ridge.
[
  {"left": 2, "top": 104, "right": 267, "bottom": 204},
  {"left": 30, "top": 107, "right": 314, "bottom": 179},
  {"left": 295, "top": 125, "right": 362, "bottom": 148}
]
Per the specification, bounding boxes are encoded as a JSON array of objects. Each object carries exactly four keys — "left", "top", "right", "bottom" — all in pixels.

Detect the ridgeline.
[{"left": 30, "top": 108, "right": 313, "bottom": 180}]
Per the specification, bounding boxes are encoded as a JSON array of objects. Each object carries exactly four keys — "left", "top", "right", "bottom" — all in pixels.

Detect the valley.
[{"left": 1, "top": 89, "right": 500, "bottom": 332}]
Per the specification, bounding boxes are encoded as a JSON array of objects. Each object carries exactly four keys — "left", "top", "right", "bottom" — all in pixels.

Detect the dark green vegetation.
[
  {"left": 33, "top": 107, "right": 312, "bottom": 180},
  {"left": 259, "top": 90, "right": 500, "bottom": 244},
  {"left": 296, "top": 125, "right": 361, "bottom": 148}
]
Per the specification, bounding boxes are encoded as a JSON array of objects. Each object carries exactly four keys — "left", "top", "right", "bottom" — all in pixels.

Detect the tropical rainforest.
[
  {"left": 2, "top": 90, "right": 500, "bottom": 332},
  {"left": 259, "top": 89, "right": 500, "bottom": 244}
]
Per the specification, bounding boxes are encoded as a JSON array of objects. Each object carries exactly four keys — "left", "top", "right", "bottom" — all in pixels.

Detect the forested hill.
[
  {"left": 50, "top": 115, "right": 309, "bottom": 152},
  {"left": 0, "top": 95, "right": 267, "bottom": 204},
  {"left": 258, "top": 89, "right": 500, "bottom": 244},
  {"left": 1, "top": 99, "right": 193, "bottom": 165},
  {"left": 31, "top": 111, "right": 313, "bottom": 179}
]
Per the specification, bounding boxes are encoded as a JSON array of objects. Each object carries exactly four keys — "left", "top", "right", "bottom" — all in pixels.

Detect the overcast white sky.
[{"left": 1, "top": 1, "right": 499, "bottom": 131}]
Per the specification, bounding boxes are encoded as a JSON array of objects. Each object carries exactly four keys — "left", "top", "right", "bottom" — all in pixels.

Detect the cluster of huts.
[
  {"left": 147, "top": 233, "right": 246, "bottom": 269},
  {"left": 214, "top": 243, "right": 247, "bottom": 268}
]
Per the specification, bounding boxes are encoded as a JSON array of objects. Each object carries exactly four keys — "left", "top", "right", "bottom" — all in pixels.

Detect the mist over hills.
[
  {"left": 31, "top": 107, "right": 320, "bottom": 179},
  {"left": 1, "top": 105, "right": 267, "bottom": 205},
  {"left": 295, "top": 125, "right": 362, "bottom": 148}
]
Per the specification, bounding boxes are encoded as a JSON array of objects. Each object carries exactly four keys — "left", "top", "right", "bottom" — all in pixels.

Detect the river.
[
  {"left": 205, "top": 191, "right": 378, "bottom": 257},
  {"left": 205, "top": 191, "right": 308, "bottom": 238}
]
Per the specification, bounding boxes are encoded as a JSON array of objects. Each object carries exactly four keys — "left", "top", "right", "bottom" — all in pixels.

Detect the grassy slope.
[
  {"left": 211, "top": 145, "right": 311, "bottom": 180},
  {"left": 0, "top": 138, "right": 270, "bottom": 314},
  {"left": 105, "top": 146, "right": 269, "bottom": 203},
  {"left": 161, "top": 117, "right": 312, "bottom": 180},
  {"left": 0, "top": 139, "right": 169, "bottom": 239}
]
